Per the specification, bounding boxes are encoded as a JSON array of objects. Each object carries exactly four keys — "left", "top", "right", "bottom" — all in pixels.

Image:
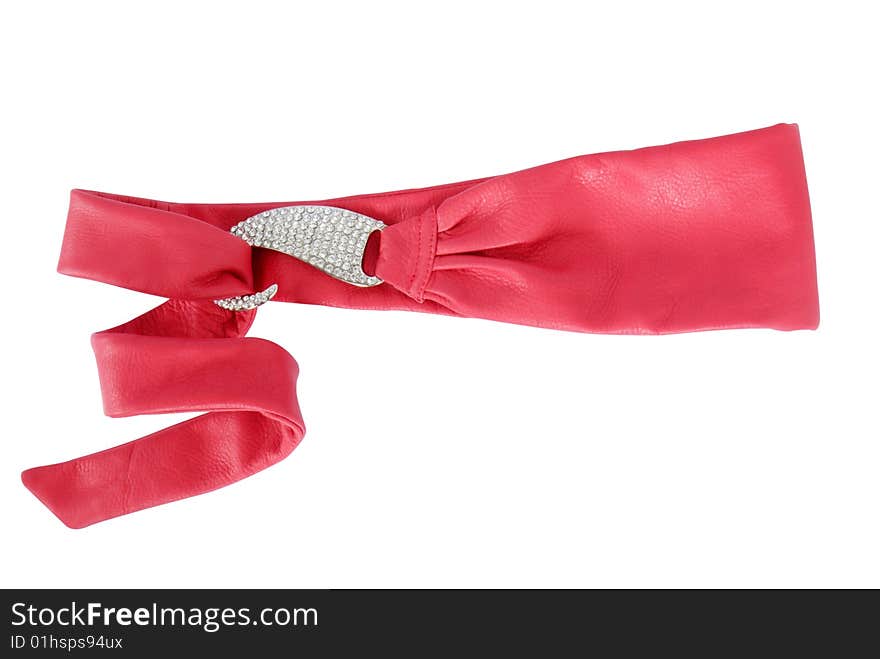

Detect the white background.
[{"left": 1, "top": 1, "right": 877, "bottom": 588}]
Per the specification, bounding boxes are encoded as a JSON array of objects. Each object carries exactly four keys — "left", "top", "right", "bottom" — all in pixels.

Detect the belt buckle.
[{"left": 215, "top": 205, "right": 386, "bottom": 310}]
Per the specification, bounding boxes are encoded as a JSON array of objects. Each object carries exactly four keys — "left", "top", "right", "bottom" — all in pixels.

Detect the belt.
[{"left": 22, "top": 124, "right": 819, "bottom": 527}]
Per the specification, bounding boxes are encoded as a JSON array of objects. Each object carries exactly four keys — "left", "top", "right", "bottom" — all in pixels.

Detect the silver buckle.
[
  {"left": 214, "top": 205, "right": 385, "bottom": 311},
  {"left": 214, "top": 283, "right": 278, "bottom": 311}
]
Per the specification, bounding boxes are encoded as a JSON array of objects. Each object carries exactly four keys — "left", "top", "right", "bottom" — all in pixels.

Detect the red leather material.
[
  {"left": 59, "top": 191, "right": 255, "bottom": 299},
  {"left": 23, "top": 300, "right": 304, "bottom": 528},
  {"left": 377, "top": 123, "right": 818, "bottom": 332},
  {"left": 25, "top": 124, "right": 818, "bottom": 527},
  {"left": 375, "top": 206, "right": 438, "bottom": 302}
]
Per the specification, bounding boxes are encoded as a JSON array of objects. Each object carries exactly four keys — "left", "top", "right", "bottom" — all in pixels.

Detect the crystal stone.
[
  {"left": 229, "top": 205, "right": 384, "bottom": 287},
  {"left": 214, "top": 283, "right": 278, "bottom": 312},
  {"left": 214, "top": 205, "right": 386, "bottom": 311}
]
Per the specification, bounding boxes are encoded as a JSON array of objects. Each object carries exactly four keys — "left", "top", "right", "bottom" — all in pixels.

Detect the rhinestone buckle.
[{"left": 214, "top": 205, "right": 386, "bottom": 311}]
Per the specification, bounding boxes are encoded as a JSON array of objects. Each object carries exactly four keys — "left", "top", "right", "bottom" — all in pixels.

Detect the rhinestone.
[
  {"left": 213, "top": 284, "right": 278, "bottom": 311},
  {"left": 220, "top": 206, "right": 384, "bottom": 291}
]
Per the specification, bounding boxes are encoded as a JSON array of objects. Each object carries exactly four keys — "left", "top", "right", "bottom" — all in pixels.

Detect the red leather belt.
[{"left": 23, "top": 124, "right": 819, "bottom": 528}]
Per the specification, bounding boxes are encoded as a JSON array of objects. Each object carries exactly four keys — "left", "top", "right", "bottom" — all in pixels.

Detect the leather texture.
[{"left": 24, "top": 124, "right": 819, "bottom": 527}]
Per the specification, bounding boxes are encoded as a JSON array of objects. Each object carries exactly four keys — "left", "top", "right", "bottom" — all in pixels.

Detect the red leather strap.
[
  {"left": 22, "top": 299, "right": 304, "bottom": 528},
  {"left": 24, "top": 124, "right": 819, "bottom": 527}
]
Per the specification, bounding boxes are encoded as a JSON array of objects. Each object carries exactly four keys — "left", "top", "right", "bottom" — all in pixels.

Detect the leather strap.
[
  {"left": 23, "top": 281, "right": 304, "bottom": 529},
  {"left": 23, "top": 124, "right": 819, "bottom": 527}
]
